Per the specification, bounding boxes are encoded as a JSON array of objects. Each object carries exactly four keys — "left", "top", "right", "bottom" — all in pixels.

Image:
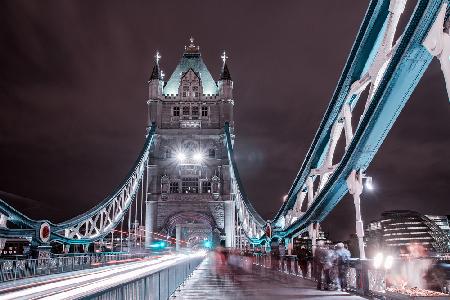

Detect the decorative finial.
[
  {"left": 155, "top": 51, "right": 161, "bottom": 64},
  {"left": 184, "top": 37, "right": 200, "bottom": 53},
  {"left": 221, "top": 50, "right": 228, "bottom": 64}
]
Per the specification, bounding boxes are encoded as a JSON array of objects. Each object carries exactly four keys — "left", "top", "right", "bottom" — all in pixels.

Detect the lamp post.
[{"left": 346, "top": 170, "right": 372, "bottom": 260}]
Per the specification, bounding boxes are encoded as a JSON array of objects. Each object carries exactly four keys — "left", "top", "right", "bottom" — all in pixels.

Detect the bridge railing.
[
  {"left": 0, "top": 252, "right": 149, "bottom": 282},
  {"left": 85, "top": 255, "right": 205, "bottom": 300},
  {"left": 250, "top": 253, "right": 428, "bottom": 297}
]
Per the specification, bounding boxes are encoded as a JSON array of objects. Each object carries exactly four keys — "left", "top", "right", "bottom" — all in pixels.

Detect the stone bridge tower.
[{"left": 145, "top": 39, "right": 235, "bottom": 249}]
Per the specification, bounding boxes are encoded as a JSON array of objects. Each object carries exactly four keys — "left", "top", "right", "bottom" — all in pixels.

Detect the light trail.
[{"left": 0, "top": 252, "right": 205, "bottom": 300}]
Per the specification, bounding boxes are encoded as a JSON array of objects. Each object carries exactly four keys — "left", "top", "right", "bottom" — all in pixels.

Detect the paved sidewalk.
[{"left": 172, "top": 253, "right": 367, "bottom": 300}]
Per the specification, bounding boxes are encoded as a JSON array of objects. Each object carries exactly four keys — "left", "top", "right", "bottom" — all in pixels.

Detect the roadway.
[{"left": 0, "top": 252, "right": 202, "bottom": 300}]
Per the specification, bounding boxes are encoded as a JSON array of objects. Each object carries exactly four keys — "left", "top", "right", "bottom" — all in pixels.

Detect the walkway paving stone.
[{"left": 172, "top": 253, "right": 367, "bottom": 299}]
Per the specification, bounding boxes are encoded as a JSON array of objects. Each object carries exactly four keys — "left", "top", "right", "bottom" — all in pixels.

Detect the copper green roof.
[{"left": 163, "top": 51, "right": 218, "bottom": 96}]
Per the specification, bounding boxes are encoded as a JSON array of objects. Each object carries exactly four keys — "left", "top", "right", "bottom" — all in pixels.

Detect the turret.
[
  {"left": 147, "top": 51, "right": 164, "bottom": 127},
  {"left": 148, "top": 51, "right": 164, "bottom": 99},
  {"left": 218, "top": 51, "right": 233, "bottom": 99},
  {"left": 218, "top": 51, "right": 234, "bottom": 127}
]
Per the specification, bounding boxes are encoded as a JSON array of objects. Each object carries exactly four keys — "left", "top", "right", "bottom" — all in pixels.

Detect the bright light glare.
[
  {"left": 193, "top": 152, "right": 204, "bottom": 163},
  {"left": 373, "top": 252, "right": 383, "bottom": 269},
  {"left": 176, "top": 152, "right": 186, "bottom": 163},
  {"left": 384, "top": 255, "right": 394, "bottom": 269},
  {"left": 282, "top": 194, "right": 288, "bottom": 202},
  {"left": 365, "top": 177, "right": 374, "bottom": 190}
]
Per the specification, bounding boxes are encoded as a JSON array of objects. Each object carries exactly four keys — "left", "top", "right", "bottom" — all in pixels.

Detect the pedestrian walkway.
[{"left": 171, "top": 253, "right": 366, "bottom": 300}]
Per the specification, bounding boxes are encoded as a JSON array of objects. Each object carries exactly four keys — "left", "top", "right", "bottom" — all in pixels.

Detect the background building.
[{"left": 365, "top": 210, "right": 450, "bottom": 257}]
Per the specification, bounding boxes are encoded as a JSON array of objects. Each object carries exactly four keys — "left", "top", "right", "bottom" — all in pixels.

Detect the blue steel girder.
[
  {"left": 275, "top": 0, "right": 445, "bottom": 239},
  {"left": 0, "top": 124, "right": 157, "bottom": 245},
  {"left": 273, "top": 0, "right": 391, "bottom": 223}
]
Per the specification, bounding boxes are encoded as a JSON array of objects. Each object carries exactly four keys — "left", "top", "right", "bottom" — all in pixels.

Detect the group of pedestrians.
[{"left": 314, "top": 240, "right": 351, "bottom": 291}]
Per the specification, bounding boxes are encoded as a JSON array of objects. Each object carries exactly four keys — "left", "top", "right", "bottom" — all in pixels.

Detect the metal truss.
[
  {"left": 0, "top": 124, "right": 156, "bottom": 245},
  {"left": 272, "top": 0, "right": 449, "bottom": 241}
]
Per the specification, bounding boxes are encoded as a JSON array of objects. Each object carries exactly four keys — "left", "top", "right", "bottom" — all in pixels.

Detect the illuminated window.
[
  {"left": 173, "top": 107, "right": 180, "bottom": 116},
  {"left": 170, "top": 182, "right": 179, "bottom": 193},
  {"left": 202, "top": 181, "right": 212, "bottom": 194},
  {"left": 201, "top": 106, "right": 208, "bottom": 117},
  {"left": 182, "top": 177, "right": 198, "bottom": 193},
  {"left": 183, "top": 106, "right": 190, "bottom": 116}
]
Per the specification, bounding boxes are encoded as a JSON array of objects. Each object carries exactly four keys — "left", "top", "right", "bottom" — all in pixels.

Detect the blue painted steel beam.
[{"left": 278, "top": 0, "right": 444, "bottom": 238}]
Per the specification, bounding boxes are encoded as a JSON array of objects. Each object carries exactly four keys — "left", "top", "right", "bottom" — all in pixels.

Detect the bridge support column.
[
  {"left": 145, "top": 200, "right": 157, "bottom": 249},
  {"left": 309, "top": 223, "right": 318, "bottom": 255},
  {"left": 224, "top": 200, "right": 235, "bottom": 248},
  {"left": 176, "top": 224, "right": 181, "bottom": 251},
  {"left": 346, "top": 170, "right": 366, "bottom": 259}
]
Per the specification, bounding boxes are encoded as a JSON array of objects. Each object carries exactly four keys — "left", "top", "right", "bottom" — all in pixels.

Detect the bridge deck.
[{"left": 172, "top": 253, "right": 366, "bottom": 300}]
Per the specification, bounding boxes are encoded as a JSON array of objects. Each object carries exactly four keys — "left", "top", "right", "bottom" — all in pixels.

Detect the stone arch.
[{"left": 162, "top": 211, "right": 215, "bottom": 236}]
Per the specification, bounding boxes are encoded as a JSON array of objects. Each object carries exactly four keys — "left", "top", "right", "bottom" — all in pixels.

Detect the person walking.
[
  {"left": 335, "top": 242, "right": 351, "bottom": 291},
  {"left": 314, "top": 240, "right": 332, "bottom": 290},
  {"left": 322, "top": 245, "right": 335, "bottom": 290},
  {"left": 297, "top": 245, "right": 309, "bottom": 277}
]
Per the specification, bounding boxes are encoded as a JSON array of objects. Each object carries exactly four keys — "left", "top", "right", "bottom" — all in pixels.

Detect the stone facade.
[{"left": 145, "top": 39, "right": 235, "bottom": 248}]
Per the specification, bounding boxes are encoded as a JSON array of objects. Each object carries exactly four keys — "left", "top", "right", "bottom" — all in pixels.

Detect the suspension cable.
[
  {"left": 120, "top": 217, "right": 123, "bottom": 252},
  {"left": 140, "top": 166, "right": 144, "bottom": 249}
]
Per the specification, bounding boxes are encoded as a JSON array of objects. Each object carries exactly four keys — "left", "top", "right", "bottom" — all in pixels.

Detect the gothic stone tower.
[{"left": 145, "top": 39, "right": 235, "bottom": 249}]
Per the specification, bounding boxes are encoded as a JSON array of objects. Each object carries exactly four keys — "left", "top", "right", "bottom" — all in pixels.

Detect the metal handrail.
[{"left": 0, "top": 252, "right": 150, "bottom": 282}]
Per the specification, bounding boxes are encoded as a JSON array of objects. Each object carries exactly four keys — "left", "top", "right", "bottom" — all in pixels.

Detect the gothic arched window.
[
  {"left": 165, "top": 149, "right": 172, "bottom": 158},
  {"left": 208, "top": 148, "right": 216, "bottom": 158}
]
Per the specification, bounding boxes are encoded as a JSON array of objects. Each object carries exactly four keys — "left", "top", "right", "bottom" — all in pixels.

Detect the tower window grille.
[
  {"left": 182, "top": 177, "right": 199, "bottom": 193},
  {"left": 170, "top": 182, "right": 179, "bottom": 193},
  {"left": 201, "top": 106, "right": 208, "bottom": 117},
  {"left": 173, "top": 106, "right": 180, "bottom": 116},
  {"left": 202, "top": 181, "right": 212, "bottom": 194}
]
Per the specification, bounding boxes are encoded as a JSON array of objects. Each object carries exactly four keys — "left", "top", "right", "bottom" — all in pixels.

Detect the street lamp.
[
  {"left": 193, "top": 152, "right": 204, "bottom": 163},
  {"left": 365, "top": 176, "right": 374, "bottom": 190},
  {"left": 176, "top": 152, "right": 186, "bottom": 163}
]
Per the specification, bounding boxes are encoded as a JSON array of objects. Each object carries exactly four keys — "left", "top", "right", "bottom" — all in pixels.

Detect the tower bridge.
[{"left": 0, "top": 0, "right": 449, "bottom": 298}]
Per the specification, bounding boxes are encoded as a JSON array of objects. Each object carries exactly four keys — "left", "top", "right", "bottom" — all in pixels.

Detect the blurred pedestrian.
[
  {"left": 335, "top": 242, "right": 351, "bottom": 291},
  {"left": 297, "top": 245, "right": 309, "bottom": 277},
  {"left": 314, "top": 240, "right": 333, "bottom": 290}
]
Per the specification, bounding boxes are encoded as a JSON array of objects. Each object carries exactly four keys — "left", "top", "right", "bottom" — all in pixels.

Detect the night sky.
[{"left": 0, "top": 1, "right": 449, "bottom": 241}]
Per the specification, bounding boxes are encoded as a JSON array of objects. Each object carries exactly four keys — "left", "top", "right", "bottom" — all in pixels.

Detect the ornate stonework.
[{"left": 145, "top": 40, "right": 235, "bottom": 248}]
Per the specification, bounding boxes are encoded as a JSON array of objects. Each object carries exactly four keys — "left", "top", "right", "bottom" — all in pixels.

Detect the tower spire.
[
  {"left": 149, "top": 50, "right": 163, "bottom": 81},
  {"left": 220, "top": 50, "right": 232, "bottom": 80}
]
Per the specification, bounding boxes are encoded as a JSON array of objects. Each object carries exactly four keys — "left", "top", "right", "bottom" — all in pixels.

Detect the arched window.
[
  {"left": 202, "top": 181, "right": 212, "bottom": 194},
  {"left": 208, "top": 148, "right": 215, "bottom": 158}
]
